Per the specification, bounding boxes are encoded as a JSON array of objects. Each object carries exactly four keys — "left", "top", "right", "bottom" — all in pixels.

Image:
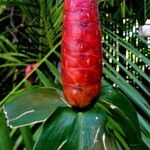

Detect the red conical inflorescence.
[{"left": 61, "top": 0, "right": 102, "bottom": 108}]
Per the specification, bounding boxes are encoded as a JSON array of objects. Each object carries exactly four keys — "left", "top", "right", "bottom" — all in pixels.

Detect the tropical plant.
[{"left": 0, "top": 0, "right": 149, "bottom": 150}]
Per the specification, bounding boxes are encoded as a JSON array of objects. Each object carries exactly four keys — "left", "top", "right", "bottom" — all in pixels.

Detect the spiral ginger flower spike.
[{"left": 61, "top": 0, "right": 102, "bottom": 108}]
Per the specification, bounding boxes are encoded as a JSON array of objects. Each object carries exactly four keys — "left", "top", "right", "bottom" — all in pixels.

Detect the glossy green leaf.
[
  {"left": 3, "top": 88, "right": 66, "bottom": 128},
  {"left": 33, "top": 107, "right": 116, "bottom": 150},
  {"left": 97, "top": 86, "right": 148, "bottom": 149},
  {"left": 99, "top": 85, "right": 141, "bottom": 135},
  {"left": 102, "top": 132, "right": 117, "bottom": 150}
]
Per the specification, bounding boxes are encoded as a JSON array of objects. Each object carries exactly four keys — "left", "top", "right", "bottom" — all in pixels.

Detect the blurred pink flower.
[{"left": 25, "top": 63, "right": 38, "bottom": 83}]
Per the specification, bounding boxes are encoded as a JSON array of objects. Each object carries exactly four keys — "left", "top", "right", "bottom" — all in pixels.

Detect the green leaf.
[
  {"left": 36, "top": 69, "right": 56, "bottom": 88},
  {"left": 103, "top": 41, "right": 150, "bottom": 83},
  {"left": 99, "top": 85, "right": 141, "bottom": 135},
  {"left": 0, "top": 53, "right": 20, "bottom": 62},
  {"left": 101, "top": 132, "right": 117, "bottom": 150},
  {"left": 0, "top": 110, "right": 13, "bottom": 150},
  {"left": 3, "top": 88, "right": 66, "bottom": 128},
  {"left": 102, "top": 48, "right": 149, "bottom": 95},
  {"left": 33, "top": 107, "right": 116, "bottom": 150},
  {"left": 20, "top": 126, "right": 34, "bottom": 150},
  {"left": 45, "top": 60, "right": 62, "bottom": 84},
  {"left": 97, "top": 86, "right": 148, "bottom": 149},
  {"left": 103, "top": 67, "right": 149, "bottom": 117},
  {"left": 102, "top": 27, "right": 150, "bottom": 65},
  {"left": 0, "top": 35, "right": 17, "bottom": 51}
]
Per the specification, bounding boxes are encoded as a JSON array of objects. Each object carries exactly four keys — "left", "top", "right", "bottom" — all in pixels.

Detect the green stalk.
[
  {"left": 0, "top": 110, "right": 13, "bottom": 150},
  {"left": 20, "top": 126, "right": 34, "bottom": 150}
]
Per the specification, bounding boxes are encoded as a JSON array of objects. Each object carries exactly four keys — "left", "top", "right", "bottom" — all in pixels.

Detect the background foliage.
[{"left": 0, "top": 0, "right": 149, "bottom": 150}]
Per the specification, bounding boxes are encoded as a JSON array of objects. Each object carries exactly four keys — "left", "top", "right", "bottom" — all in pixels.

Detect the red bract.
[
  {"left": 25, "top": 63, "right": 38, "bottom": 83},
  {"left": 61, "top": 0, "right": 102, "bottom": 108}
]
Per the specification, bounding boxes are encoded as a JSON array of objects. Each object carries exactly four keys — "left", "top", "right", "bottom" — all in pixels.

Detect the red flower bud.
[
  {"left": 61, "top": 0, "right": 102, "bottom": 108},
  {"left": 25, "top": 63, "right": 38, "bottom": 83}
]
